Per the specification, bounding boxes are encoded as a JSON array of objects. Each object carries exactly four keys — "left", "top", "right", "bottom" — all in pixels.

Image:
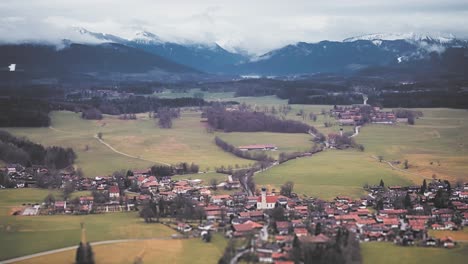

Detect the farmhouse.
[{"left": 238, "top": 144, "right": 277, "bottom": 151}]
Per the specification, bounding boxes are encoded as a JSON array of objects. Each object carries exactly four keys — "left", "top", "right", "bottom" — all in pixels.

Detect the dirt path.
[
  {"left": 49, "top": 126, "right": 71, "bottom": 133},
  {"left": 94, "top": 135, "right": 171, "bottom": 166},
  {"left": 370, "top": 155, "right": 428, "bottom": 179},
  {"left": 1, "top": 237, "right": 173, "bottom": 263}
]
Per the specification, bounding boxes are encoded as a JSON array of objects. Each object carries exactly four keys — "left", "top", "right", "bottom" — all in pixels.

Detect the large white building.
[{"left": 257, "top": 187, "right": 278, "bottom": 209}]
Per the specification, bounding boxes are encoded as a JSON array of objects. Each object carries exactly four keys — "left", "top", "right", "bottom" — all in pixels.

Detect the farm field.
[
  {"left": 15, "top": 234, "right": 227, "bottom": 264},
  {"left": 0, "top": 189, "right": 175, "bottom": 261},
  {"left": 356, "top": 108, "right": 468, "bottom": 182},
  {"left": 3, "top": 111, "right": 252, "bottom": 177},
  {"left": 428, "top": 229, "right": 468, "bottom": 241},
  {"left": 361, "top": 242, "right": 468, "bottom": 264},
  {"left": 255, "top": 150, "right": 412, "bottom": 200}
]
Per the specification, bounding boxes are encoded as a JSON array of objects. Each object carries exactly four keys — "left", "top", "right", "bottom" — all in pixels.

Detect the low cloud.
[{"left": 0, "top": 0, "right": 467, "bottom": 54}]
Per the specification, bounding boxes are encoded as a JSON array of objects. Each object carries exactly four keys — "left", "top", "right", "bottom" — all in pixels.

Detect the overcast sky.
[{"left": 1, "top": 0, "right": 468, "bottom": 54}]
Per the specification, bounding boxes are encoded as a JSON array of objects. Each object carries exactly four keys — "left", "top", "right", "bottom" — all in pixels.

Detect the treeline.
[
  {"left": 206, "top": 106, "right": 317, "bottom": 134},
  {"left": 0, "top": 131, "right": 76, "bottom": 168},
  {"left": 289, "top": 93, "right": 364, "bottom": 105},
  {"left": 291, "top": 228, "right": 361, "bottom": 264},
  {"left": 374, "top": 91, "right": 468, "bottom": 109},
  {"left": 150, "top": 162, "right": 200, "bottom": 179},
  {"left": 278, "top": 145, "right": 322, "bottom": 164},
  {"left": 82, "top": 96, "right": 207, "bottom": 115},
  {"left": 0, "top": 98, "right": 51, "bottom": 127},
  {"left": 214, "top": 137, "right": 273, "bottom": 161}
]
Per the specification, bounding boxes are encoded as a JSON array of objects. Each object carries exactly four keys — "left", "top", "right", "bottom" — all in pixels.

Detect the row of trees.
[
  {"left": 81, "top": 96, "right": 207, "bottom": 115},
  {"left": 206, "top": 105, "right": 317, "bottom": 134},
  {"left": 149, "top": 162, "right": 200, "bottom": 179},
  {"left": 0, "top": 131, "right": 76, "bottom": 169},
  {"left": 214, "top": 137, "right": 273, "bottom": 161}
]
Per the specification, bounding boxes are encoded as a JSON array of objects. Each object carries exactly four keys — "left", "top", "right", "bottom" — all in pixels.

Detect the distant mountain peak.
[
  {"left": 72, "top": 27, "right": 126, "bottom": 44},
  {"left": 343, "top": 32, "right": 457, "bottom": 43},
  {"left": 132, "top": 31, "right": 163, "bottom": 44}
]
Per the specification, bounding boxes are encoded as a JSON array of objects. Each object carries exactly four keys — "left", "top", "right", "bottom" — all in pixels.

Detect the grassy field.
[
  {"left": 362, "top": 242, "right": 468, "bottom": 264},
  {"left": 3, "top": 111, "right": 252, "bottom": 177},
  {"left": 0, "top": 189, "right": 177, "bottom": 261},
  {"left": 16, "top": 234, "right": 227, "bottom": 264},
  {"left": 255, "top": 150, "right": 411, "bottom": 200},
  {"left": 357, "top": 108, "right": 468, "bottom": 182}
]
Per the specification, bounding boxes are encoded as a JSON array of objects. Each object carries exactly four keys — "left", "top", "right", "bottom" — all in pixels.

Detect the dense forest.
[
  {"left": 83, "top": 96, "right": 208, "bottom": 115},
  {"left": 205, "top": 106, "right": 317, "bottom": 134},
  {"left": 0, "top": 98, "right": 51, "bottom": 127},
  {"left": 0, "top": 130, "right": 76, "bottom": 168}
]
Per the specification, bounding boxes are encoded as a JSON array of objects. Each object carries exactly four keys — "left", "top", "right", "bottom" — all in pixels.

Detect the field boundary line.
[{"left": 94, "top": 135, "right": 171, "bottom": 166}]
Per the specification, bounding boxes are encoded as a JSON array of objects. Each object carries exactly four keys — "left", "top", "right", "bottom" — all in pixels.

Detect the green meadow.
[
  {"left": 3, "top": 111, "right": 252, "bottom": 177},
  {"left": 0, "top": 189, "right": 175, "bottom": 261},
  {"left": 362, "top": 242, "right": 468, "bottom": 264},
  {"left": 255, "top": 150, "right": 411, "bottom": 200},
  {"left": 356, "top": 108, "right": 468, "bottom": 182}
]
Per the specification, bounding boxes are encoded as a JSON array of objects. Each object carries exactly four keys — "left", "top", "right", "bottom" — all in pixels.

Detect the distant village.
[{"left": 2, "top": 161, "right": 468, "bottom": 263}]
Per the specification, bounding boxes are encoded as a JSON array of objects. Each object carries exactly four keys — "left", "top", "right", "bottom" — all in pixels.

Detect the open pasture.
[
  {"left": 255, "top": 150, "right": 411, "bottom": 200},
  {"left": 361, "top": 242, "right": 468, "bottom": 264}
]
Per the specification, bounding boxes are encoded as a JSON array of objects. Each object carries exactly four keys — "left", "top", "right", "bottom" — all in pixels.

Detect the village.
[{"left": 2, "top": 161, "right": 468, "bottom": 263}]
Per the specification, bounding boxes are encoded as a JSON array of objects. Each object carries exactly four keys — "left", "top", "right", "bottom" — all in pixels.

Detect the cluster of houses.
[
  {"left": 4, "top": 163, "right": 468, "bottom": 262},
  {"left": 330, "top": 105, "right": 407, "bottom": 126},
  {"left": 66, "top": 89, "right": 135, "bottom": 100}
]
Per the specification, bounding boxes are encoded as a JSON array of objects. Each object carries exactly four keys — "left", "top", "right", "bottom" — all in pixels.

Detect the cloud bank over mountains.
[{"left": 1, "top": 0, "right": 467, "bottom": 54}]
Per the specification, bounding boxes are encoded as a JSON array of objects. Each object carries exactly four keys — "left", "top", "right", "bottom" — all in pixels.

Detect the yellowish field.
[
  {"left": 16, "top": 235, "right": 227, "bottom": 264},
  {"left": 362, "top": 242, "right": 468, "bottom": 264},
  {"left": 429, "top": 229, "right": 468, "bottom": 241}
]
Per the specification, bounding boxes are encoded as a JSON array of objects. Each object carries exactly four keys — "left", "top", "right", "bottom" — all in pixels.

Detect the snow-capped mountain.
[
  {"left": 73, "top": 27, "right": 127, "bottom": 44},
  {"left": 343, "top": 32, "right": 458, "bottom": 44},
  {"left": 232, "top": 33, "right": 468, "bottom": 76},
  {"left": 131, "top": 31, "right": 164, "bottom": 45},
  {"left": 74, "top": 28, "right": 248, "bottom": 73}
]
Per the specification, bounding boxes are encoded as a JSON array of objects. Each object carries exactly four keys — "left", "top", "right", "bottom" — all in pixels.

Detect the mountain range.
[{"left": 1, "top": 29, "right": 467, "bottom": 79}]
